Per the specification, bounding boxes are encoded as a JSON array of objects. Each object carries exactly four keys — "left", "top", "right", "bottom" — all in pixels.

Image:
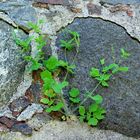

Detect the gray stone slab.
[
  {"left": 100, "top": 0, "right": 140, "bottom": 5},
  {"left": 0, "top": 21, "right": 28, "bottom": 107},
  {"left": 56, "top": 18, "right": 140, "bottom": 138},
  {"left": 0, "top": 0, "right": 37, "bottom": 30}
]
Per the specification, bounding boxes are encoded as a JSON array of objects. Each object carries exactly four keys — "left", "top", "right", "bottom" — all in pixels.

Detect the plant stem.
[
  {"left": 72, "top": 82, "right": 101, "bottom": 113},
  {"left": 59, "top": 93, "right": 71, "bottom": 116}
]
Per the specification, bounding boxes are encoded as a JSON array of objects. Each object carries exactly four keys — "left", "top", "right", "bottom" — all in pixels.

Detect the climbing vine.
[{"left": 13, "top": 20, "right": 130, "bottom": 126}]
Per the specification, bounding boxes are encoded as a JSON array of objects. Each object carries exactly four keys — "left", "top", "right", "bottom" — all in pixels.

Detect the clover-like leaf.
[
  {"left": 90, "top": 68, "right": 100, "bottom": 77},
  {"left": 44, "top": 56, "right": 59, "bottom": 71},
  {"left": 52, "top": 81, "right": 69, "bottom": 94},
  {"left": 70, "top": 97, "right": 80, "bottom": 103},
  {"left": 69, "top": 88, "right": 80, "bottom": 98},
  {"left": 100, "top": 58, "right": 105, "bottom": 65},
  {"left": 88, "top": 117, "right": 98, "bottom": 126},
  {"left": 40, "top": 98, "right": 49, "bottom": 104},
  {"left": 89, "top": 95, "right": 103, "bottom": 104}
]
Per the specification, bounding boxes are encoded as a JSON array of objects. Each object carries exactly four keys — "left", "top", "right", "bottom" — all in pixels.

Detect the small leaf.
[
  {"left": 52, "top": 81, "right": 69, "bottom": 94},
  {"left": 45, "top": 107, "right": 53, "bottom": 113},
  {"left": 121, "top": 48, "right": 130, "bottom": 58},
  {"left": 102, "top": 63, "right": 118, "bottom": 72},
  {"left": 79, "top": 106, "right": 85, "bottom": 116},
  {"left": 70, "top": 97, "right": 80, "bottom": 103},
  {"left": 118, "top": 67, "right": 129, "bottom": 72},
  {"left": 52, "top": 102, "right": 64, "bottom": 111},
  {"left": 88, "top": 118, "right": 98, "bottom": 126},
  {"left": 100, "top": 58, "right": 105, "bottom": 65},
  {"left": 89, "top": 95, "right": 103, "bottom": 104},
  {"left": 40, "top": 98, "right": 49, "bottom": 104},
  {"left": 40, "top": 70, "right": 52, "bottom": 81},
  {"left": 89, "top": 104, "right": 98, "bottom": 112},
  {"left": 87, "top": 112, "right": 91, "bottom": 120},
  {"left": 94, "top": 112, "right": 105, "bottom": 120},
  {"left": 69, "top": 88, "right": 80, "bottom": 97},
  {"left": 102, "top": 74, "right": 111, "bottom": 81},
  {"left": 44, "top": 56, "right": 59, "bottom": 71},
  {"left": 101, "top": 81, "right": 109, "bottom": 87},
  {"left": 79, "top": 116, "right": 85, "bottom": 123},
  {"left": 90, "top": 68, "right": 100, "bottom": 77},
  {"left": 44, "top": 89, "right": 56, "bottom": 98}
]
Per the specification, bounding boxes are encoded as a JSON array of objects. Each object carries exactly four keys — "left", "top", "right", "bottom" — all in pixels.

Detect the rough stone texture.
[
  {"left": 9, "top": 97, "right": 31, "bottom": 117},
  {"left": 0, "top": 0, "right": 37, "bottom": 31},
  {"left": 34, "top": 0, "right": 71, "bottom": 6},
  {"left": 0, "top": 121, "right": 137, "bottom": 140},
  {"left": 11, "top": 122, "right": 32, "bottom": 136},
  {"left": 0, "top": 21, "right": 28, "bottom": 107},
  {"left": 56, "top": 18, "right": 140, "bottom": 138},
  {"left": 17, "top": 103, "right": 43, "bottom": 121},
  {"left": 27, "top": 113, "right": 51, "bottom": 131},
  {"left": 100, "top": 0, "right": 140, "bottom": 5},
  {"left": 0, "top": 117, "right": 16, "bottom": 128}
]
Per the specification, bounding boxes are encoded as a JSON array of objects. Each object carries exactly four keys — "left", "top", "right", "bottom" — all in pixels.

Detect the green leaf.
[
  {"left": 42, "top": 78, "right": 55, "bottom": 91},
  {"left": 27, "top": 22, "right": 41, "bottom": 33},
  {"left": 79, "top": 106, "right": 85, "bottom": 116},
  {"left": 87, "top": 112, "right": 91, "bottom": 120},
  {"left": 30, "top": 60, "right": 41, "bottom": 71},
  {"left": 40, "top": 70, "right": 52, "bottom": 81},
  {"left": 102, "top": 74, "right": 111, "bottom": 81},
  {"left": 100, "top": 58, "right": 105, "bottom": 65},
  {"left": 118, "top": 67, "right": 129, "bottom": 72},
  {"left": 69, "top": 88, "right": 80, "bottom": 97},
  {"left": 44, "top": 89, "right": 56, "bottom": 98},
  {"left": 89, "top": 95, "right": 103, "bottom": 104},
  {"left": 102, "top": 63, "right": 118, "bottom": 72},
  {"left": 70, "top": 97, "right": 80, "bottom": 103},
  {"left": 94, "top": 112, "right": 105, "bottom": 120},
  {"left": 88, "top": 118, "right": 98, "bottom": 126},
  {"left": 89, "top": 104, "right": 98, "bottom": 112},
  {"left": 40, "top": 98, "right": 50, "bottom": 104},
  {"left": 94, "top": 107, "right": 106, "bottom": 120},
  {"left": 52, "top": 102, "right": 64, "bottom": 111},
  {"left": 101, "top": 81, "right": 109, "bottom": 87},
  {"left": 90, "top": 68, "right": 100, "bottom": 77},
  {"left": 60, "top": 39, "right": 74, "bottom": 50},
  {"left": 45, "top": 107, "right": 53, "bottom": 113},
  {"left": 44, "top": 56, "right": 59, "bottom": 71},
  {"left": 59, "top": 60, "right": 75, "bottom": 73},
  {"left": 52, "top": 81, "right": 69, "bottom": 94},
  {"left": 48, "top": 100, "right": 54, "bottom": 106},
  {"left": 79, "top": 116, "right": 85, "bottom": 123},
  {"left": 121, "top": 48, "right": 130, "bottom": 58}
]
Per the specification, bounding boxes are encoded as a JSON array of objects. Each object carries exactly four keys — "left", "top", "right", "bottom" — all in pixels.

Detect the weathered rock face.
[
  {"left": 0, "top": 20, "right": 27, "bottom": 107},
  {"left": 0, "top": 0, "right": 37, "bottom": 31},
  {"left": 0, "top": 121, "right": 137, "bottom": 140},
  {"left": 100, "top": 0, "right": 140, "bottom": 5},
  {"left": 56, "top": 18, "right": 140, "bottom": 138}
]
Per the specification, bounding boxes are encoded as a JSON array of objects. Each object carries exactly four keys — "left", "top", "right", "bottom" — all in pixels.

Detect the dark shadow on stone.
[{"left": 56, "top": 17, "right": 140, "bottom": 138}]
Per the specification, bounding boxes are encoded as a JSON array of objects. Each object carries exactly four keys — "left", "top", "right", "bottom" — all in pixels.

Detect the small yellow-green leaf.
[
  {"left": 79, "top": 106, "right": 85, "bottom": 116},
  {"left": 40, "top": 98, "right": 49, "bottom": 104},
  {"left": 90, "top": 68, "right": 100, "bottom": 77},
  {"left": 88, "top": 118, "right": 98, "bottom": 126},
  {"left": 69, "top": 88, "right": 80, "bottom": 97}
]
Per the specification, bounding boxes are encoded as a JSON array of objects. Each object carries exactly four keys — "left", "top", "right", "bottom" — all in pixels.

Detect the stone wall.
[{"left": 0, "top": 0, "right": 140, "bottom": 139}]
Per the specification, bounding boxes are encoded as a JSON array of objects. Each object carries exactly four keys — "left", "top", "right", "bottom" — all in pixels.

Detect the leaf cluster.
[
  {"left": 90, "top": 58, "right": 129, "bottom": 87},
  {"left": 79, "top": 94, "right": 106, "bottom": 126}
]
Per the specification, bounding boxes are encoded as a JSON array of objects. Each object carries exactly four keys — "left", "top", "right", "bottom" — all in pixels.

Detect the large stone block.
[
  {"left": 0, "top": 21, "right": 28, "bottom": 107},
  {"left": 56, "top": 18, "right": 140, "bottom": 138}
]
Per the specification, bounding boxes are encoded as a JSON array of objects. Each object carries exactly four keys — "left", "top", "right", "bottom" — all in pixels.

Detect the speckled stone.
[{"left": 56, "top": 18, "right": 140, "bottom": 138}]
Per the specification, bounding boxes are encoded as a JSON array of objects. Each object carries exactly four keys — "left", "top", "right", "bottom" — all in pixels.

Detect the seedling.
[{"left": 14, "top": 21, "right": 130, "bottom": 127}]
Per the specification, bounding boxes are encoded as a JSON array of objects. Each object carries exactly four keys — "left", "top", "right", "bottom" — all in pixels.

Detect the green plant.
[{"left": 13, "top": 21, "right": 130, "bottom": 127}]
